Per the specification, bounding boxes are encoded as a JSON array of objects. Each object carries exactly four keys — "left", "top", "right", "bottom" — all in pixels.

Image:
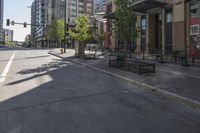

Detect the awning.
[
  {"left": 103, "top": 12, "right": 116, "bottom": 19},
  {"left": 130, "top": 0, "right": 167, "bottom": 13}
]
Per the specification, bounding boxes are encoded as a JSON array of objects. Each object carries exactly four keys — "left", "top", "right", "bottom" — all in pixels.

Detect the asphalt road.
[{"left": 0, "top": 48, "right": 200, "bottom": 133}]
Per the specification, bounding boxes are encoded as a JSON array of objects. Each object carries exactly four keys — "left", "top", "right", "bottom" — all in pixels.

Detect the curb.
[{"left": 49, "top": 52, "right": 200, "bottom": 109}]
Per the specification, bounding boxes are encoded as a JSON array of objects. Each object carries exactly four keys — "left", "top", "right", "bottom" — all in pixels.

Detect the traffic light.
[
  {"left": 6, "top": 19, "right": 10, "bottom": 26},
  {"left": 11, "top": 21, "right": 15, "bottom": 25},
  {"left": 24, "top": 22, "right": 27, "bottom": 28}
]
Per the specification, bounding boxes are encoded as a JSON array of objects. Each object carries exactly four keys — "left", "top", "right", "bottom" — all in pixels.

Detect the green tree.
[
  {"left": 97, "top": 32, "right": 106, "bottom": 46},
  {"left": 46, "top": 24, "right": 54, "bottom": 40},
  {"left": 114, "top": 0, "right": 137, "bottom": 54},
  {"left": 55, "top": 19, "right": 65, "bottom": 43},
  {"left": 47, "top": 19, "right": 65, "bottom": 47},
  {"left": 69, "top": 15, "right": 92, "bottom": 54}
]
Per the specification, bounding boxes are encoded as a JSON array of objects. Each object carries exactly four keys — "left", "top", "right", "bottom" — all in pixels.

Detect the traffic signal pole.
[{"left": 6, "top": 19, "right": 41, "bottom": 27}]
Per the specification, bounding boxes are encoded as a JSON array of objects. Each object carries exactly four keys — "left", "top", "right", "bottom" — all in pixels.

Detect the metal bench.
[
  {"left": 109, "top": 54, "right": 126, "bottom": 68},
  {"left": 109, "top": 57, "right": 156, "bottom": 75},
  {"left": 125, "top": 59, "right": 156, "bottom": 75}
]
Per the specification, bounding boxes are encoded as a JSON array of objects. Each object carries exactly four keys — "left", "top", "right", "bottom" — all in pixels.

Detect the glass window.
[
  {"left": 166, "top": 13, "right": 172, "bottom": 23},
  {"left": 141, "top": 18, "right": 146, "bottom": 30}
]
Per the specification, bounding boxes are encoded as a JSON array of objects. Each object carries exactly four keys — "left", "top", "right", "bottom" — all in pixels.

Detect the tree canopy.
[
  {"left": 114, "top": 0, "right": 137, "bottom": 52},
  {"left": 47, "top": 19, "right": 64, "bottom": 42},
  {"left": 69, "top": 15, "right": 92, "bottom": 43}
]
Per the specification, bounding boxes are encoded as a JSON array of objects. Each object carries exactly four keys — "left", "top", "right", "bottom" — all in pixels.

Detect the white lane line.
[{"left": 0, "top": 53, "right": 15, "bottom": 83}]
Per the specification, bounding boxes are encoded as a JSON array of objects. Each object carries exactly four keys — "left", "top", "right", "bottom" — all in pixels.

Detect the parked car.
[
  {"left": 0, "top": 45, "right": 8, "bottom": 49},
  {"left": 86, "top": 44, "right": 99, "bottom": 51}
]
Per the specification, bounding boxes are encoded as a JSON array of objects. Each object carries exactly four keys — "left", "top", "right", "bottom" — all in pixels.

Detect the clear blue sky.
[{"left": 3, "top": 0, "right": 33, "bottom": 41}]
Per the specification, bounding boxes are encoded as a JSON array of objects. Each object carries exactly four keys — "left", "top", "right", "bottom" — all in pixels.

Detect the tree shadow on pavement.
[
  {"left": 0, "top": 58, "right": 200, "bottom": 133},
  {"left": 17, "top": 61, "right": 73, "bottom": 75}
]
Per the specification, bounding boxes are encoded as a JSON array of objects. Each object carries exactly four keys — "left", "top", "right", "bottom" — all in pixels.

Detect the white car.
[
  {"left": 0, "top": 45, "right": 9, "bottom": 49},
  {"left": 86, "top": 44, "right": 99, "bottom": 50}
]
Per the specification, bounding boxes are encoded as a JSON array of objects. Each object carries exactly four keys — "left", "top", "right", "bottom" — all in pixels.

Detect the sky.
[{"left": 3, "top": 0, "right": 33, "bottom": 41}]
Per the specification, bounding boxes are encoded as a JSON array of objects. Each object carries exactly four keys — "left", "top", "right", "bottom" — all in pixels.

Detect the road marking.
[{"left": 0, "top": 53, "right": 15, "bottom": 83}]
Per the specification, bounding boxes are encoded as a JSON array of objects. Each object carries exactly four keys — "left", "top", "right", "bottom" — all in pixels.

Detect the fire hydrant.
[{"left": 60, "top": 48, "right": 64, "bottom": 54}]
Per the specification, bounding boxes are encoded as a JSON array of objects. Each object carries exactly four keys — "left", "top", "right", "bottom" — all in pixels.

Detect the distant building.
[
  {"left": 51, "top": 0, "right": 93, "bottom": 22},
  {"left": 31, "top": 0, "right": 94, "bottom": 47},
  {"left": 31, "top": 1, "right": 36, "bottom": 45},
  {"left": 0, "top": 0, "right": 4, "bottom": 43},
  {"left": 3, "top": 29, "right": 13, "bottom": 43},
  {"left": 31, "top": 0, "right": 46, "bottom": 47},
  {"left": 94, "top": 0, "right": 106, "bottom": 13}
]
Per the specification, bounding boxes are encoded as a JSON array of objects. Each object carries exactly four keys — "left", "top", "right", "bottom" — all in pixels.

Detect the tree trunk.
[{"left": 79, "top": 42, "right": 85, "bottom": 55}]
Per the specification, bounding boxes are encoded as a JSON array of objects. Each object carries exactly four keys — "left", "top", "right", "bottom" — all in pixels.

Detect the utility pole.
[{"left": 64, "top": 0, "right": 67, "bottom": 53}]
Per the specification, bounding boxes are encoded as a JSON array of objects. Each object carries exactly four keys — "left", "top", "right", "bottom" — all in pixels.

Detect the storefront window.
[
  {"left": 165, "top": 10, "right": 173, "bottom": 51},
  {"left": 190, "top": 0, "right": 200, "bottom": 57},
  {"left": 141, "top": 18, "right": 146, "bottom": 30},
  {"left": 166, "top": 13, "right": 173, "bottom": 23},
  {"left": 141, "top": 16, "right": 146, "bottom": 51}
]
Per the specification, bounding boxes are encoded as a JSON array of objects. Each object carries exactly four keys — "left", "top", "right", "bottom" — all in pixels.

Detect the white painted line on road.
[{"left": 0, "top": 53, "right": 15, "bottom": 83}]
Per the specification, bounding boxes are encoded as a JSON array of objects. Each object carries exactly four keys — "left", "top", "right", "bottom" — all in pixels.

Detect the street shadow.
[
  {"left": 17, "top": 60, "right": 72, "bottom": 75},
  {"left": 0, "top": 57, "right": 200, "bottom": 133},
  {"left": 6, "top": 73, "right": 47, "bottom": 86}
]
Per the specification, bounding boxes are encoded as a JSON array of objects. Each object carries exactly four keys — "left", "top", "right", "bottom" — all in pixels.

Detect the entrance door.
[
  {"left": 165, "top": 10, "right": 173, "bottom": 51},
  {"left": 141, "top": 16, "right": 146, "bottom": 52},
  {"left": 155, "top": 14, "right": 162, "bottom": 50}
]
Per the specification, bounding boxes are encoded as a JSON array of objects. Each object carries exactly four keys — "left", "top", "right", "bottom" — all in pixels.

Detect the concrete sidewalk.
[{"left": 49, "top": 48, "right": 200, "bottom": 107}]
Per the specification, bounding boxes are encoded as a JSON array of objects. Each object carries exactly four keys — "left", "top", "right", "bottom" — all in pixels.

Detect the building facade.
[
  {"left": 189, "top": 0, "right": 200, "bottom": 57},
  {"left": 0, "top": 0, "right": 4, "bottom": 43},
  {"left": 3, "top": 29, "right": 13, "bottom": 45},
  {"left": 94, "top": 0, "right": 106, "bottom": 13},
  {"left": 31, "top": 1, "right": 37, "bottom": 46},
  {"left": 107, "top": 0, "right": 200, "bottom": 58},
  {"left": 31, "top": 0, "right": 48, "bottom": 47}
]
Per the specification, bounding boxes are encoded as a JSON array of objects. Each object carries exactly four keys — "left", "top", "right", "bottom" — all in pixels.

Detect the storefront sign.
[
  {"left": 190, "top": 24, "right": 199, "bottom": 36},
  {"left": 190, "top": 18, "right": 200, "bottom": 57}
]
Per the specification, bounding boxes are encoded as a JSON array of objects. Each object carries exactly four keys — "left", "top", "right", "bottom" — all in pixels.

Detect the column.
[{"left": 162, "top": 9, "right": 166, "bottom": 53}]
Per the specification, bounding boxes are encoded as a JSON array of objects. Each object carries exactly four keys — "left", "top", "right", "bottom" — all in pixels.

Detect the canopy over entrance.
[{"left": 130, "top": 0, "right": 167, "bottom": 13}]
